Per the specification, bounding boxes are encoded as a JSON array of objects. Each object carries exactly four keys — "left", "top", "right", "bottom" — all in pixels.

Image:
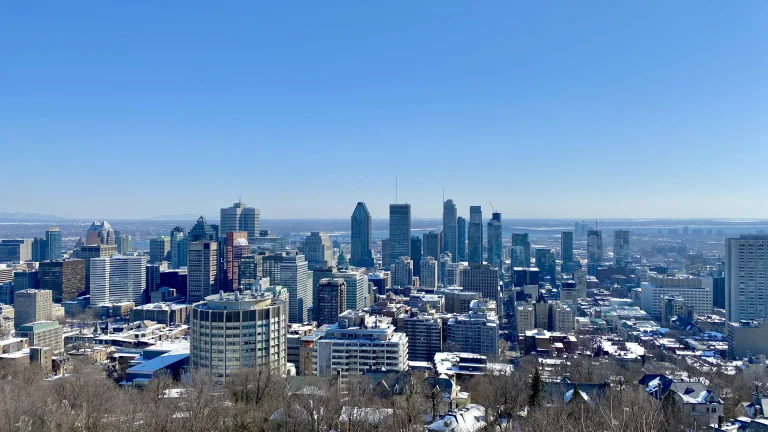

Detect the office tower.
[
  {"left": 350, "top": 202, "right": 374, "bottom": 268},
  {"left": 380, "top": 239, "right": 390, "bottom": 268},
  {"left": 316, "top": 278, "right": 347, "bottom": 326},
  {"left": 422, "top": 231, "right": 442, "bottom": 262},
  {"left": 614, "top": 230, "right": 630, "bottom": 266},
  {"left": 39, "top": 259, "right": 85, "bottom": 302},
  {"left": 16, "top": 321, "right": 63, "bottom": 354},
  {"left": 457, "top": 217, "right": 467, "bottom": 262},
  {"left": 187, "top": 241, "right": 218, "bottom": 303},
  {"left": 238, "top": 255, "right": 258, "bottom": 292},
  {"left": 535, "top": 248, "right": 556, "bottom": 283},
  {"left": 439, "top": 253, "right": 452, "bottom": 286},
  {"left": 389, "top": 204, "right": 411, "bottom": 264},
  {"left": 220, "top": 199, "right": 260, "bottom": 242},
  {"left": 312, "top": 311, "right": 408, "bottom": 377},
  {"left": 159, "top": 269, "right": 188, "bottom": 297},
  {"left": 85, "top": 221, "right": 115, "bottom": 245},
  {"left": 510, "top": 233, "right": 531, "bottom": 268},
  {"left": 410, "top": 236, "right": 422, "bottom": 278},
  {"left": 420, "top": 256, "right": 438, "bottom": 289},
  {"left": 303, "top": 232, "right": 333, "bottom": 269},
  {"left": 640, "top": 272, "right": 713, "bottom": 318},
  {"left": 444, "top": 303, "right": 499, "bottom": 356},
  {"left": 561, "top": 231, "right": 576, "bottom": 273},
  {"left": 188, "top": 216, "right": 217, "bottom": 242},
  {"left": 149, "top": 236, "right": 171, "bottom": 263},
  {"left": 190, "top": 290, "right": 287, "bottom": 383},
  {"left": 13, "top": 270, "right": 38, "bottom": 293},
  {"left": 443, "top": 199, "right": 458, "bottom": 259},
  {"left": 45, "top": 228, "right": 62, "bottom": 261},
  {"left": 80, "top": 243, "right": 117, "bottom": 293},
  {"left": 513, "top": 267, "right": 540, "bottom": 288},
  {"left": 224, "top": 231, "right": 248, "bottom": 292},
  {"left": 146, "top": 261, "right": 167, "bottom": 296},
  {"left": 32, "top": 237, "right": 48, "bottom": 262},
  {"left": 487, "top": 212, "right": 503, "bottom": 269},
  {"left": 0, "top": 239, "right": 33, "bottom": 262},
  {"left": 90, "top": 255, "right": 148, "bottom": 306},
  {"left": 333, "top": 269, "right": 368, "bottom": 311},
  {"left": 263, "top": 252, "right": 312, "bottom": 323},
  {"left": 467, "top": 206, "right": 483, "bottom": 265},
  {"left": 116, "top": 234, "right": 132, "bottom": 255},
  {"left": 14, "top": 289, "right": 53, "bottom": 329},
  {"left": 587, "top": 230, "right": 603, "bottom": 277},
  {"left": 462, "top": 264, "right": 500, "bottom": 303},
  {"left": 445, "top": 261, "right": 465, "bottom": 287},
  {"left": 391, "top": 256, "right": 414, "bottom": 288},
  {"left": 726, "top": 235, "right": 768, "bottom": 322},
  {"left": 398, "top": 313, "right": 443, "bottom": 362},
  {"left": 711, "top": 271, "right": 725, "bottom": 310},
  {"left": 170, "top": 227, "right": 187, "bottom": 269}
]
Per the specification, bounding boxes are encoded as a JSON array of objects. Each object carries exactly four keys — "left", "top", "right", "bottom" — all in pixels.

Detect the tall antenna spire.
[
  {"left": 396, "top": 176, "right": 398, "bottom": 204},
  {"left": 442, "top": 186, "right": 445, "bottom": 204}
]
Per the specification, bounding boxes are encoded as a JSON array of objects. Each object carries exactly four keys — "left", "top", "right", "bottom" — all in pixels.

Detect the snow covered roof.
[{"left": 426, "top": 404, "right": 486, "bottom": 432}]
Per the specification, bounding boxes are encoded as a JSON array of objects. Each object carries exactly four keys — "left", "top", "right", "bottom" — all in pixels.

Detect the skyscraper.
[
  {"left": 116, "top": 234, "right": 132, "bottom": 255},
  {"left": 220, "top": 199, "right": 260, "bottom": 242},
  {"left": 535, "top": 248, "right": 556, "bottom": 283},
  {"left": 316, "top": 278, "right": 346, "bottom": 326},
  {"left": 561, "top": 231, "right": 574, "bottom": 272},
  {"left": 279, "top": 252, "right": 311, "bottom": 323},
  {"left": 350, "top": 202, "right": 374, "bottom": 268},
  {"left": 391, "top": 256, "right": 414, "bottom": 288},
  {"left": 90, "top": 255, "right": 148, "bottom": 306},
  {"left": 225, "top": 232, "right": 248, "bottom": 291},
  {"left": 80, "top": 243, "right": 117, "bottom": 293},
  {"left": 410, "top": 236, "right": 422, "bottom": 278},
  {"left": 614, "top": 230, "right": 630, "bottom": 266},
  {"left": 380, "top": 239, "right": 390, "bottom": 269},
  {"left": 457, "top": 217, "right": 467, "bottom": 262},
  {"left": 423, "top": 231, "right": 442, "bottom": 260},
  {"left": 487, "top": 212, "right": 503, "bottom": 269},
  {"left": 389, "top": 204, "right": 411, "bottom": 265},
  {"left": 85, "top": 221, "right": 115, "bottom": 246},
  {"left": 726, "top": 235, "right": 768, "bottom": 322},
  {"left": 169, "top": 227, "right": 187, "bottom": 269},
  {"left": 467, "top": 206, "right": 483, "bottom": 265},
  {"left": 45, "top": 228, "right": 61, "bottom": 261},
  {"left": 462, "top": 264, "right": 500, "bottom": 304},
  {"left": 149, "top": 236, "right": 171, "bottom": 263},
  {"left": 442, "top": 199, "right": 458, "bottom": 259},
  {"left": 420, "top": 256, "right": 438, "bottom": 289},
  {"left": 510, "top": 233, "right": 531, "bottom": 268},
  {"left": 32, "top": 237, "right": 48, "bottom": 262},
  {"left": 188, "top": 216, "right": 217, "bottom": 242},
  {"left": 587, "top": 229, "right": 603, "bottom": 277},
  {"left": 303, "top": 232, "right": 333, "bottom": 269},
  {"left": 39, "top": 259, "right": 85, "bottom": 302},
  {"left": 187, "top": 241, "right": 218, "bottom": 302}
]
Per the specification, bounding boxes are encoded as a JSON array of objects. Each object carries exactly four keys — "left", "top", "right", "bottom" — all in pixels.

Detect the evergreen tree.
[{"left": 528, "top": 367, "right": 543, "bottom": 408}]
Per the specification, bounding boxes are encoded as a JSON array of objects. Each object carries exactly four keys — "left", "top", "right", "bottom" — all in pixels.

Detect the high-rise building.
[
  {"left": 146, "top": 262, "right": 165, "bottom": 295},
  {"left": 510, "top": 233, "right": 531, "bottom": 268},
  {"left": 116, "top": 234, "right": 132, "bottom": 255},
  {"left": 90, "top": 255, "right": 148, "bottom": 306},
  {"left": 80, "top": 243, "right": 117, "bottom": 293},
  {"left": 726, "top": 235, "right": 768, "bottom": 322},
  {"left": 423, "top": 231, "right": 442, "bottom": 260},
  {"left": 334, "top": 269, "right": 367, "bottom": 312},
  {"left": 85, "top": 221, "right": 115, "bottom": 246},
  {"left": 587, "top": 230, "right": 604, "bottom": 277},
  {"left": 391, "top": 256, "right": 414, "bottom": 288},
  {"left": 380, "top": 239, "right": 390, "bottom": 269},
  {"left": 316, "top": 278, "right": 346, "bottom": 326},
  {"left": 220, "top": 199, "right": 260, "bottom": 242},
  {"left": 350, "top": 202, "right": 374, "bottom": 268},
  {"left": 188, "top": 216, "right": 217, "bottom": 242},
  {"left": 535, "top": 248, "right": 556, "bottom": 283},
  {"left": 442, "top": 199, "right": 458, "bottom": 259},
  {"left": 32, "top": 237, "right": 48, "bottom": 262},
  {"left": 149, "top": 236, "right": 171, "bottom": 264},
  {"left": 303, "top": 232, "right": 333, "bottom": 269},
  {"left": 457, "top": 217, "right": 467, "bottom": 262},
  {"left": 263, "top": 252, "right": 311, "bottom": 323},
  {"left": 39, "top": 259, "right": 85, "bottom": 302},
  {"left": 14, "top": 289, "right": 53, "bottom": 329},
  {"left": 224, "top": 231, "right": 249, "bottom": 292},
  {"left": 169, "top": 227, "right": 187, "bottom": 269},
  {"left": 444, "top": 302, "right": 499, "bottom": 356},
  {"left": 397, "top": 313, "right": 443, "bottom": 362},
  {"left": 420, "top": 256, "right": 438, "bottom": 289},
  {"left": 45, "top": 228, "right": 62, "bottom": 261},
  {"left": 13, "top": 270, "right": 38, "bottom": 292},
  {"left": 467, "top": 206, "right": 483, "bottom": 265},
  {"left": 437, "top": 287, "right": 479, "bottom": 314},
  {"left": 187, "top": 241, "right": 218, "bottom": 303},
  {"left": 410, "top": 236, "right": 422, "bottom": 278},
  {"left": 462, "top": 264, "right": 500, "bottom": 303},
  {"left": 190, "top": 290, "right": 287, "bottom": 383},
  {"left": 0, "top": 239, "right": 33, "bottom": 262},
  {"left": 561, "top": 231, "right": 577, "bottom": 273},
  {"left": 614, "top": 230, "right": 630, "bottom": 266},
  {"left": 711, "top": 271, "right": 725, "bottom": 310},
  {"left": 389, "top": 204, "right": 411, "bottom": 264},
  {"left": 439, "top": 253, "right": 452, "bottom": 286},
  {"left": 487, "top": 212, "right": 503, "bottom": 269}
]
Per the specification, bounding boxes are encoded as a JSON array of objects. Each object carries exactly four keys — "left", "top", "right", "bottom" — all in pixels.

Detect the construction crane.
[
  {"left": 594, "top": 219, "right": 603, "bottom": 231},
  {"left": 489, "top": 201, "right": 496, "bottom": 213}
]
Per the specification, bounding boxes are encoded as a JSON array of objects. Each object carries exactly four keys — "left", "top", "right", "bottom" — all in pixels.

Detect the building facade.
[
  {"left": 90, "top": 255, "right": 148, "bottom": 305},
  {"left": 389, "top": 204, "right": 411, "bottom": 265},
  {"left": 443, "top": 199, "right": 458, "bottom": 259},
  {"left": 350, "top": 202, "right": 374, "bottom": 268},
  {"left": 316, "top": 278, "right": 346, "bottom": 326},
  {"left": 220, "top": 200, "right": 260, "bottom": 242},
  {"left": 467, "top": 206, "right": 483, "bottom": 265},
  {"left": 187, "top": 241, "right": 218, "bottom": 303},
  {"left": 587, "top": 229, "right": 603, "bottom": 277},
  {"left": 487, "top": 212, "right": 503, "bottom": 269},
  {"left": 726, "top": 235, "right": 768, "bottom": 322},
  {"left": 420, "top": 256, "right": 438, "bottom": 289}
]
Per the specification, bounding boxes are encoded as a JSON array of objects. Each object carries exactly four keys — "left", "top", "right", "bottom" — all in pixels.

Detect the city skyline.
[{"left": 3, "top": 2, "right": 768, "bottom": 219}]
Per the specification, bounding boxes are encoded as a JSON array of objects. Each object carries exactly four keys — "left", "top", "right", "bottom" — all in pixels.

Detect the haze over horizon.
[{"left": 3, "top": 1, "right": 768, "bottom": 219}]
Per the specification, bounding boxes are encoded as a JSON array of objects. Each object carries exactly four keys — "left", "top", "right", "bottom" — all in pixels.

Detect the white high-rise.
[
  {"left": 420, "top": 256, "right": 438, "bottom": 289},
  {"left": 90, "top": 255, "right": 148, "bottom": 305},
  {"left": 726, "top": 235, "right": 768, "bottom": 322},
  {"left": 280, "top": 252, "right": 311, "bottom": 323},
  {"left": 334, "top": 269, "right": 368, "bottom": 311}
]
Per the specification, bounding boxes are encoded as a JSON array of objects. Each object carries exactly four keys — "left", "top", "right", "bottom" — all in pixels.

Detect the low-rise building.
[
  {"left": 130, "top": 302, "right": 191, "bottom": 326},
  {"left": 727, "top": 319, "right": 768, "bottom": 359}
]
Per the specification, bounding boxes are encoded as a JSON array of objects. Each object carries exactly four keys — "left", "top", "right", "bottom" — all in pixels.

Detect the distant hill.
[
  {"left": 0, "top": 212, "right": 69, "bottom": 221},
  {"left": 148, "top": 214, "right": 213, "bottom": 221}
]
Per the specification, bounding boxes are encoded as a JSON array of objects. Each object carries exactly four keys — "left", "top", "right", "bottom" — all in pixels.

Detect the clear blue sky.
[{"left": 2, "top": 1, "right": 767, "bottom": 220}]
